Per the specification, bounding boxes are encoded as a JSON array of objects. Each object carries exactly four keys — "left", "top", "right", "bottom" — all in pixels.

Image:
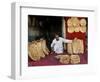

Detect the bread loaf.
[
  {"left": 70, "top": 55, "right": 80, "bottom": 64},
  {"left": 55, "top": 55, "right": 70, "bottom": 64},
  {"left": 28, "top": 40, "right": 49, "bottom": 61}
]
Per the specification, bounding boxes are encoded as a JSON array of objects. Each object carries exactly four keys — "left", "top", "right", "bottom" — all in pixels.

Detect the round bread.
[
  {"left": 58, "top": 55, "right": 70, "bottom": 64},
  {"left": 68, "top": 27, "right": 74, "bottom": 33},
  {"left": 71, "top": 17, "right": 80, "bottom": 27},
  {"left": 80, "top": 19, "right": 86, "bottom": 26},
  {"left": 74, "top": 26, "right": 80, "bottom": 32},
  {"left": 28, "top": 42, "right": 41, "bottom": 61},
  {"left": 70, "top": 55, "right": 80, "bottom": 64},
  {"left": 67, "top": 18, "right": 73, "bottom": 27},
  {"left": 79, "top": 26, "right": 86, "bottom": 33},
  {"left": 67, "top": 43, "right": 73, "bottom": 54}
]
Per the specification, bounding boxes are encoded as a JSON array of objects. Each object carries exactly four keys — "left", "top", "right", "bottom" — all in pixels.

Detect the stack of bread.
[
  {"left": 67, "top": 38, "right": 84, "bottom": 54},
  {"left": 67, "top": 17, "right": 87, "bottom": 33},
  {"left": 55, "top": 55, "right": 70, "bottom": 64},
  {"left": 55, "top": 54, "right": 80, "bottom": 64},
  {"left": 28, "top": 40, "right": 49, "bottom": 61},
  {"left": 70, "top": 55, "right": 80, "bottom": 64}
]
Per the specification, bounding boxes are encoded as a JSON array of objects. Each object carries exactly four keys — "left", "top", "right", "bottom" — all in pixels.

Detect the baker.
[{"left": 51, "top": 34, "right": 72, "bottom": 54}]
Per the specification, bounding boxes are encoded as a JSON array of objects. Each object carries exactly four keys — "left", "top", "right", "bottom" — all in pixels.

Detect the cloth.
[{"left": 51, "top": 37, "right": 72, "bottom": 54}]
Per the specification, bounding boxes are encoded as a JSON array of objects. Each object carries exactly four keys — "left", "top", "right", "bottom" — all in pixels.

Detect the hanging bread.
[
  {"left": 78, "top": 40, "right": 84, "bottom": 54},
  {"left": 70, "top": 55, "right": 80, "bottom": 64},
  {"left": 79, "top": 18, "right": 87, "bottom": 33},
  {"left": 67, "top": 17, "right": 80, "bottom": 33},
  {"left": 67, "top": 43, "right": 73, "bottom": 54},
  {"left": 72, "top": 17, "right": 80, "bottom": 32},
  {"left": 67, "top": 27, "right": 74, "bottom": 33},
  {"left": 67, "top": 18, "right": 74, "bottom": 33},
  {"left": 74, "top": 26, "right": 80, "bottom": 32},
  {"left": 80, "top": 18, "right": 86, "bottom": 26},
  {"left": 79, "top": 26, "right": 86, "bottom": 33},
  {"left": 80, "top": 40, "right": 84, "bottom": 54},
  {"left": 72, "top": 17, "right": 80, "bottom": 27},
  {"left": 67, "top": 18, "right": 73, "bottom": 27},
  {"left": 72, "top": 38, "right": 84, "bottom": 54},
  {"left": 72, "top": 38, "right": 79, "bottom": 54}
]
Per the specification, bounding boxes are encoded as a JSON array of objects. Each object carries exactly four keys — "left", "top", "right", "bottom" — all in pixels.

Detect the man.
[{"left": 51, "top": 34, "right": 72, "bottom": 54}]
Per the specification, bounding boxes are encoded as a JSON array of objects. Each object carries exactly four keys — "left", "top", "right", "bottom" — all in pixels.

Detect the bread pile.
[
  {"left": 55, "top": 54, "right": 80, "bottom": 64},
  {"left": 55, "top": 55, "right": 70, "bottom": 64},
  {"left": 28, "top": 40, "right": 49, "bottom": 61},
  {"left": 67, "top": 17, "right": 87, "bottom": 33},
  {"left": 70, "top": 55, "right": 80, "bottom": 64},
  {"left": 67, "top": 38, "right": 84, "bottom": 54}
]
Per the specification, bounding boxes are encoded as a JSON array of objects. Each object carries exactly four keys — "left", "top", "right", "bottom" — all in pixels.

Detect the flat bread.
[
  {"left": 67, "top": 18, "right": 73, "bottom": 27},
  {"left": 28, "top": 40, "right": 49, "bottom": 61},
  {"left": 80, "top": 18, "right": 86, "bottom": 26},
  {"left": 79, "top": 26, "right": 86, "bottom": 33},
  {"left": 78, "top": 40, "right": 84, "bottom": 54},
  {"left": 68, "top": 38, "right": 84, "bottom": 54},
  {"left": 70, "top": 55, "right": 80, "bottom": 64},
  {"left": 74, "top": 26, "right": 80, "bottom": 32},
  {"left": 72, "top": 38, "right": 79, "bottom": 54},
  {"left": 71, "top": 17, "right": 80, "bottom": 27},
  {"left": 68, "top": 27, "right": 74, "bottom": 33},
  {"left": 28, "top": 42, "right": 41, "bottom": 61},
  {"left": 55, "top": 55, "right": 70, "bottom": 64},
  {"left": 37, "top": 41, "right": 45, "bottom": 58},
  {"left": 67, "top": 43, "right": 73, "bottom": 54}
]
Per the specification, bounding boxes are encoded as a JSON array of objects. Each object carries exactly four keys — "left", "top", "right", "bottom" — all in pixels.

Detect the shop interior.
[{"left": 28, "top": 15, "right": 88, "bottom": 66}]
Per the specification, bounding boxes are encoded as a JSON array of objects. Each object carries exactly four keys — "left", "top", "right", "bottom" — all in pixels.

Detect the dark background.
[{"left": 28, "top": 15, "right": 63, "bottom": 49}]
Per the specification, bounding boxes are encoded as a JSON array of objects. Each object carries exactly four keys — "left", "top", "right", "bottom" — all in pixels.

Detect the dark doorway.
[{"left": 28, "top": 15, "right": 63, "bottom": 49}]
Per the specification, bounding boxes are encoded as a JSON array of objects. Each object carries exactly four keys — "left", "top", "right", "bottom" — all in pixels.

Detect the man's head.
[{"left": 55, "top": 34, "right": 59, "bottom": 41}]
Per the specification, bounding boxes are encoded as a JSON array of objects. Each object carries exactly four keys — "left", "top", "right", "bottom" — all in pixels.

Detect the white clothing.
[{"left": 51, "top": 37, "right": 72, "bottom": 54}]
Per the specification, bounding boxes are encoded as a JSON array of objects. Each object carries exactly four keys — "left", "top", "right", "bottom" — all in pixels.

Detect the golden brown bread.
[
  {"left": 55, "top": 54, "right": 80, "bottom": 64},
  {"left": 55, "top": 55, "right": 70, "bottom": 64},
  {"left": 70, "top": 55, "right": 80, "bottom": 64},
  {"left": 41, "top": 40, "right": 50, "bottom": 55},
  {"left": 67, "top": 38, "right": 84, "bottom": 54},
  {"left": 67, "top": 43, "right": 73, "bottom": 54},
  {"left": 28, "top": 40, "right": 49, "bottom": 61},
  {"left": 67, "top": 27, "right": 74, "bottom": 33},
  {"left": 67, "top": 18, "right": 87, "bottom": 33}
]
